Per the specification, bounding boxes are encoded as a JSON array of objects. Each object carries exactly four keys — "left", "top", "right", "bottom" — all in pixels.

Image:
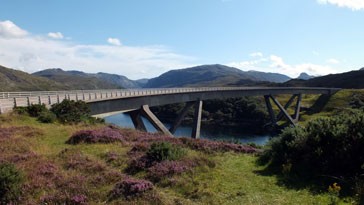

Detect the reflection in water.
[{"left": 104, "top": 113, "right": 274, "bottom": 145}]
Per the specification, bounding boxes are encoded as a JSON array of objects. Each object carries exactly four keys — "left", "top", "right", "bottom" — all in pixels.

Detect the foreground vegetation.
[
  {"left": 1, "top": 89, "right": 364, "bottom": 204},
  {"left": 0, "top": 114, "right": 349, "bottom": 203}
]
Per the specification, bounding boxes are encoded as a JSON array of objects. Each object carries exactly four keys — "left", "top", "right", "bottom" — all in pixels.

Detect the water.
[{"left": 104, "top": 113, "right": 274, "bottom": 145}]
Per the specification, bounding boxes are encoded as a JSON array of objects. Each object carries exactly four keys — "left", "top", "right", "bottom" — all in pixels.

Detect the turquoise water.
[{"left": 104, "top": 113, "right": 274, "bottom": 145}]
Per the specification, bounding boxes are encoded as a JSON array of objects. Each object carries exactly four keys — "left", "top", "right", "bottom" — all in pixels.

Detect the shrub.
[
  {"left": 13, "top": 106, "right": 28, "bottom": 115},
  {"left": 66, "top": 127, "right": 124, "bottom": 144},
  {"left": 0, "top": 162, "right": 24, "bottom": 203},
  {"left": 27, "top": 104, "right": 47, "bottom": 117},
  {"left": 50, "top": 99, "right": 90, "bottom": 123},
  {"left": 146, "top": 142, "right": 186, "bottom": 163},
  {"left": 87, "top": 117, "right": 105, "bottom": 124},
  {"left": 109, "top": 179, "right": 153, "bottom": 200},
  {"left": 179, "top": 137, "right": 259, "bottom": 154},
  {"left": 260, "top": 109, "right": 364, "bottom": 177},
  {"left": 37, "top": 111, "right": 57, "bottom": 123},
  {"left": 147, "top": 161, "right": 190, "bottom": 182}
]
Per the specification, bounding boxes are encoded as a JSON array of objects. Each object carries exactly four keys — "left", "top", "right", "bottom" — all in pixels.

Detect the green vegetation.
[
  {"left": 50, "top": 99, "right": 91, "bottom": 123},
  {"left": 0, "top": 110, "right": 351, "bottom": 204},
  {"left": 146, "top": 142, "right": 186, "bottom": 162},
  {"left": 0, "top": 162, "right": 24, "bottom": 203},
  {"left": 15, "top": 99, "right": 104, "bottom": 125},
  {"left": 37, "top": 111, "right": 57, "bottom": 123}
]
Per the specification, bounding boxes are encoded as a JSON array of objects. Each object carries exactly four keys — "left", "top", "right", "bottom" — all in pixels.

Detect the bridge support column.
[
  {"left": 293, "top": 94, "right": 302, "bottom": 123},
  {"left": 140, "top": 105, "right": 173, "bottom": 137},
  {"left": 169, "top": 102, "right": 194, "bottom": 134},
  {"left": 129, "top": 110, "right": 147, "bottom": 132},
  {"left": 265, "top": 94, "right": 302, "bottom": 126},
  {"left": 264, "top": 95, "right": 276, "bottom": 125},
  {"left": 192, "top": 100, "right": 203, "bottom": 139}
]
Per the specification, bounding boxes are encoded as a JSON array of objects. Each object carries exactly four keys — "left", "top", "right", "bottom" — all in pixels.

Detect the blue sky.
[{"left": 0, "top": 0, "right": 364, "bottom": 79}]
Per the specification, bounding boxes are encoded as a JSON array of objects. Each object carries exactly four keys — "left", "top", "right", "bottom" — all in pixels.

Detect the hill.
[
  {"left": 0, "top": 65, "right": 70, "bottom": 91},
  {"left": 284, "top": 69, "right": 364, "bottom": 89},
  {"left": 135, "top": 78, "right": 149, "bottom": 87},
  {"left": 93, "top": 72, "right": 140, "bottom": 88},
  {"left": 33, "top": 69, "right": 122, "bottom": 90},
  {"left": 245, "top": 70, "right": 290, "bottom": 83},
  {"left": 297, "top": 72, "right": 315, "bottom": 80},
  {"left": 145, "top": 64, "right": 290, "bottom": 88}
]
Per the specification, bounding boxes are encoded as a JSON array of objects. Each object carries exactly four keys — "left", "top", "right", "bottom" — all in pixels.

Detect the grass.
[
  {"left": 272, "top": 89, "right": 364, "bottom": 125},
  {"left": 0, "top": 111, "right": 356, "bottom": 204}
]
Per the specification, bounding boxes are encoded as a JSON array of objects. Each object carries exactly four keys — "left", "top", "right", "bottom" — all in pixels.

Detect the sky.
[{"left": 0, "top": 0, "right": 364, "bottom": 80}]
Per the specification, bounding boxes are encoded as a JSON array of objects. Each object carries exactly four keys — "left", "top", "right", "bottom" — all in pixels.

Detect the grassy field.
[
  {"left": 273, "top": 89, "right": 364, "bottom": 125},
  {"left": 0, "top": 110, "right": 355, "bottom": 204}
]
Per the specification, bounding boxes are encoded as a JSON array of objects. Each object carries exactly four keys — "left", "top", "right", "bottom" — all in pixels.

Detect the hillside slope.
[
  {"left": 145, "top": 64, "right": 290, "bottom": 88},
  {"left": 0, "top": 65, "right": 69, "bottom": 91},
  {"left": 284, "top": 69, "right": 364, "bottom": 89},
  {"left": 33, "top": 69, "right": 122, "bottom": 90}
]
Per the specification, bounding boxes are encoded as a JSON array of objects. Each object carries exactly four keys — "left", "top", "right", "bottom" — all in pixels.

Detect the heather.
[
  {"left": 0, "top": 107, "right": 356, "bottom": 204},
  {"left": 109, "top": 179, "right": 154, "bottom": 200},
  {"left": 66, "top": 126, "right": 125, "bottom": 144}
]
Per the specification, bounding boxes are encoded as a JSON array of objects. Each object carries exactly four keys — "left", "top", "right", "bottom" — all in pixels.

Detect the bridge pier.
[
  {"left": 264, "top": 94, "right": 302, "bottom": 126},
  {"left": 128, "top": 100, "right": 203, "bottom": 139},
  {"left": 192, "top": 100, "right": 203, "bottom": 139},
  {"left": 169, "top": 102, "right": 195, "bottom": 134},
  {"left": 128, "top": 105, "right": 173, "bottom": 137},
  {"left": 129, "top": 109, "right": 147, "bottom": 132}
]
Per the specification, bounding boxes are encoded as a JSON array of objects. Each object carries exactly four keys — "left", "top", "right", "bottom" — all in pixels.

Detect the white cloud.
[
  {"left": 250, "top": 52, "right": 263, "bottom": 57},
  {"left": 317, "top": 0, "right": 364, "bottom": 10},
  {"left": 227, "top": 54, "right": 337, "bottom": 77},
  {"left": 48, "top": 32, "right": 64, "bottom": 39},
  {"left": 107, "top": 38, "right": 121, "bottom": 46},
  {"left": 327, "top": 58, "right": 339, "bottom": 64},
  {"left": 0, "top": 21, "right": 195, "bottom": 79},
  {"left": 0, "top": 20, "right": 28, "bottom": 38},
  {"left": 269, "top": 55, "right": 336, "bottom": 77}
]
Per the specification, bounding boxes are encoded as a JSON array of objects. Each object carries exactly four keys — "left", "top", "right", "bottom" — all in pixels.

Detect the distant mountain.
[
  {"left": 0, "top": 65, "right": 70, "bottom": 91},
  {"left": 93, "top": 73, "right": 140, "bottom": 89},
  {"left": 35, "top": 69, "right": 139, "bottom": 89},
  {"left": 135, "top": 78, "right": 149, "bottom": 88},
  {"left": 283, "top": 69, "right": 364, "bottom": 89},
  {"left": 297, "top": 72, "right": 315, "bottom": 80},
  {"left": 145, "top": 64, "right": 291, "bottom": 88},
  {"left": 360, "top": 67, "right": 364, "bottom": 71},
  {"left": 33, "top": 68, "right": 121, "bottom": 90},
  {"left": 245, "top": 71, "right": 290, "bottom": 83}
]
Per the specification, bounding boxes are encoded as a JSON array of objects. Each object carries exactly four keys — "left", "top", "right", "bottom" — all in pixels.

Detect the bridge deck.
[{"left": 0, "top": 87, "right": 340, "bottom": 115}]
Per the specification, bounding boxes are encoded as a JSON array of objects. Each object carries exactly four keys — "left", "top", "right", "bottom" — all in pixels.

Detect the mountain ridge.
[
  {"left": 33, "top": 68, "right": 122, "bottom": 90},
  {"left": 144, "top": 64, "right": 291, "bottom": 88}
]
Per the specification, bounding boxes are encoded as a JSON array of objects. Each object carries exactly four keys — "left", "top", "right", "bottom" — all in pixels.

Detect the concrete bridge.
[{"left": 0, "top": 87, "right": 340, "bottom": 138}]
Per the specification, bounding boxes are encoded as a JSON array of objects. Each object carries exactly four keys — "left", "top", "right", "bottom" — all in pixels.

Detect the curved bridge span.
[{"left": 0, "top": 87, "right": 340, "bottom": 138}]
